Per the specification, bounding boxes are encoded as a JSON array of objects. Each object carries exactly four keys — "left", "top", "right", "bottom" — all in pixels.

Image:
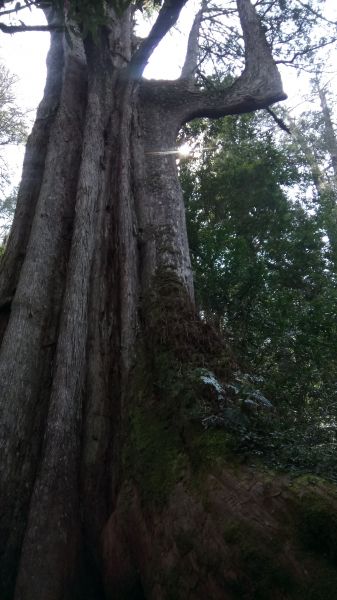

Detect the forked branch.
[{"left": 177, "top": 0, "right": 286, "bottom": 122}]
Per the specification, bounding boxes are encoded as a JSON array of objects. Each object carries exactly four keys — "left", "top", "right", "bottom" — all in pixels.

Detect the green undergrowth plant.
[{"left": 234, "top": 408, "right": 337, "bottom": 484}]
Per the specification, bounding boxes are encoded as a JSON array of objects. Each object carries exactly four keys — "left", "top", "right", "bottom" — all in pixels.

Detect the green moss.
[
  {"left": 222, "top": 519, "right": 296, "bottom": 599},
  {"left": 126, "top": 407, "right": 187, "bottom": 506},
  {"left": 124, "top": 270, "right": 242, "bottom": 504},
  {"left": 291, "top": 474, "right": 330, "bottom": 488},
  {"left": 186, "top": 425, "right": 233, "bottom": 472},
  {"left": 143, "top": 268, "right": 235, "bottom": 375}
]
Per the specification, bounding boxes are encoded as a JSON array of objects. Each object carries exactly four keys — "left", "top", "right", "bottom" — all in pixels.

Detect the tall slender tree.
[
  {"left": 287, "top": 77, "right": 337, "bottom": 268},
  {"left": 1, "top": 1, "right": 337, "bottom": 599}
]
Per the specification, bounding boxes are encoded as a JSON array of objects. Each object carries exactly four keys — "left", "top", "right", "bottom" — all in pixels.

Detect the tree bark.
[{"left": 1, "top": 2, "right": 334, "bottom": 599}]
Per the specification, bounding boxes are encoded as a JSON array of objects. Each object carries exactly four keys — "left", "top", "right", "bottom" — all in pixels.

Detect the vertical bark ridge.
[
  {"left": 81, "top": 153, "right": 120, "bottom": 552},
  {"left": 115, "top": 83, "right": 140, "bottom": 374},
  {"left": 81, "top": 79, "right": 122, "bottom": 559},
  {"left": 80, "top": 12, "right": 136, "bottom": 563},
  {"left": 14, "top": 43, "right": 110, "bottom": 600},
  {"left": 14, "top": 16, "right": 137, "bottom": 593},
  {"left": 0, "top": 35, "right": 87, "bottom": 599}
]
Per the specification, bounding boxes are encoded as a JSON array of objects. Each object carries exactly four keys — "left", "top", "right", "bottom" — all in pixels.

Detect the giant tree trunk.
[{"left": 0, "top": 3, "right": 336, "bottom": 599}]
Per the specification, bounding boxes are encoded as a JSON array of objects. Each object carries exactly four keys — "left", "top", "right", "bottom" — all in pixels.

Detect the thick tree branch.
[
  {"left": 180, "top": 0, "right": 206, "bottom": 82},
  {"left": 128, "top": 0, "right": 189, "bottom": 79},
  {"left": 176, "top": 0, "right": 286, "bottom": 122}
]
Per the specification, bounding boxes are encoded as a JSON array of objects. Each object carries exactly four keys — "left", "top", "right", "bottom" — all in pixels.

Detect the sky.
[
  {"left": 0, "top": 0, "right": 337, "bottom": 193},
  {"left": 0, "top": 7, "right": 49, "bottom": 191}
]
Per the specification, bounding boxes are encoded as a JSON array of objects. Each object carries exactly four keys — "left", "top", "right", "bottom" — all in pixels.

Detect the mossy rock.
[
  {"left": 291, "top": 487, "right": 337, "bottom": 565},
  {"left": 221, "top": 519, "right": 297, "bottom": 599}
]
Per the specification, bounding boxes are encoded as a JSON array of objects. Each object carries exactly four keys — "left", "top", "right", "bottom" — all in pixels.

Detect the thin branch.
[
  {"left": 260, "top": 0, "right": 278, "bottom": 20},
  {"left": 276, "top": 38, "right": 337, "bottom": 66},
  {"left": 0, "top": 1, "right": 35, "bottom": 17},
  {"left": 296, "top": 0, "right": 337, "bottom": 26},
  {"left": 0, "top": 21, "right": 60, "bottom": 33},
  {"left": 128, "top": 0, "right": 189, "bottom": 79},
  {"left": 266, "top": 107, "right": 291, "bottom": 134}
]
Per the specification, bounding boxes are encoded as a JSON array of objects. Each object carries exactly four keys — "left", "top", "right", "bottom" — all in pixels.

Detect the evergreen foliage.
[{"left": 181, "top": 110, "right": 337, "bottom": 478}]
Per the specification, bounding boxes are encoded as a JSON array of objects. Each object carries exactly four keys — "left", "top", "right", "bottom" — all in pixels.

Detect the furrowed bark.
[
  {"left": 14, "top": 43, "right": 107, "bottom": 600},
  {"left": 0, "top": 33, "right": 87, "bottom": 597}
]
